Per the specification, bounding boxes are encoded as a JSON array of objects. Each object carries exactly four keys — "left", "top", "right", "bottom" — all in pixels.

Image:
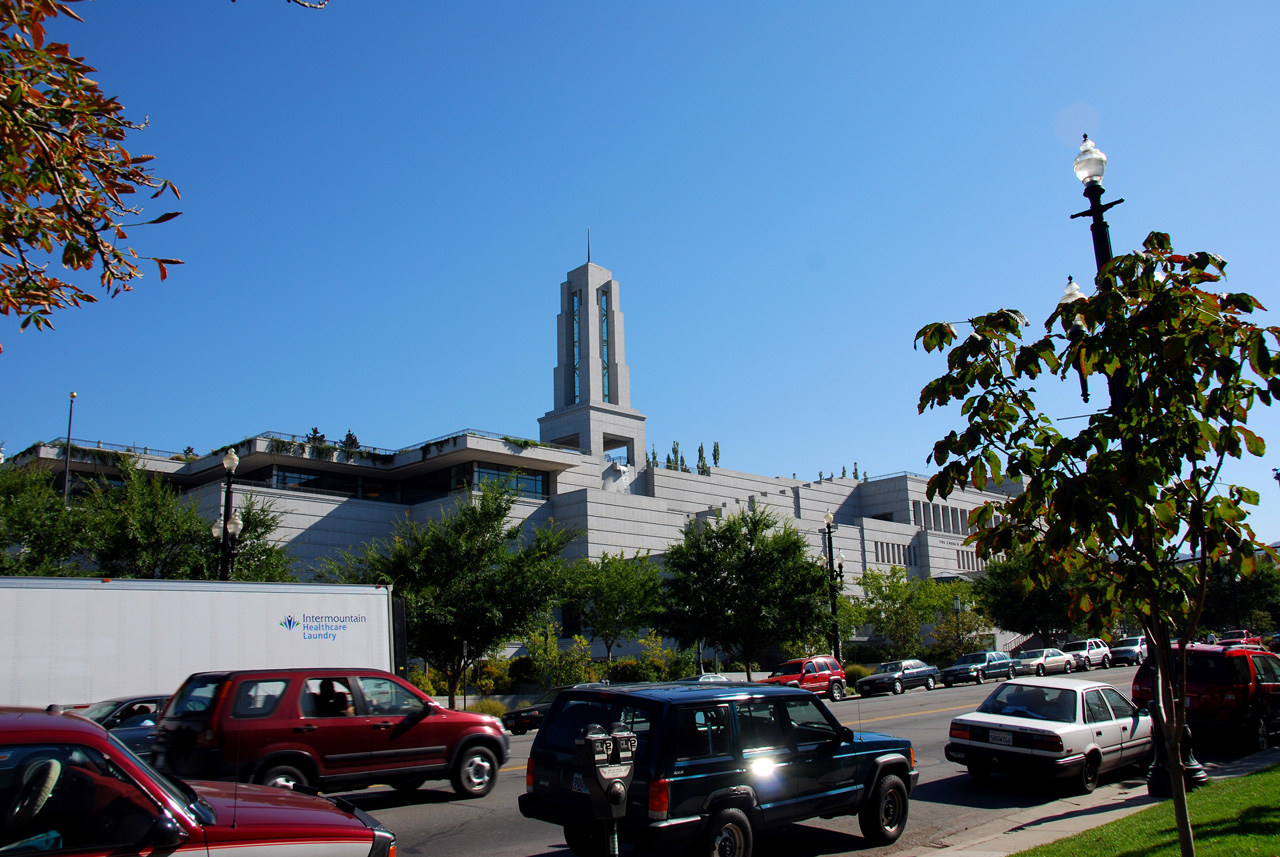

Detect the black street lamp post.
[
  {"left": 823, "top": 511, "right": 842, "bottom": 662},
  {"left": 213, "top": 449, "right": 243, "bottom": 581},
  {"left": 62, "top": 391, "right": 76, "bottom": 509},
  {"left": 1068, "top": 136, "right": 1206, "bottom": 796}
]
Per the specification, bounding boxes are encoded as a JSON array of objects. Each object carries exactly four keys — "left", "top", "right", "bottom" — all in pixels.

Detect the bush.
[
  {"left": 508, "top": 655, "right": 538, "bottom": 686},
  {"left": 844, "top": 663, "right": 873, "bottom": 681},
  {"left": 465, "top": 698, "right": 507, "bottom": 718},
  {"left": 475, "top": 657, "right": 513, "bottom": 695},
  {"left": 406, "top": 665, "right": 436, "bottom": 696}
]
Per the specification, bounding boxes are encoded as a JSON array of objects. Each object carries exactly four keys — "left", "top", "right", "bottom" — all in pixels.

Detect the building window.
[
  {"left": 913, "top": 500, "right": 923, "bottom": 527},
  {"left": 600, "top": 290, "right": 611, "bottom": 404},
  {"left": 570, "top": 291, "right": 581, "bottom": 405}
]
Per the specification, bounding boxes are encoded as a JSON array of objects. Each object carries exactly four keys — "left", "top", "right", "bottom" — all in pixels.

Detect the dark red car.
[
  {"left": 756, "top": 655, "right": 848, "bottom": 700},
  {"left": 0, "top": 706, "right": 395, "bottom": 856},
  {"left": 154, "top": 667, "right": 508, "bottom": 797},
  {"left": 1132, "top": 643, "right": 1280, "bottom": 752}
]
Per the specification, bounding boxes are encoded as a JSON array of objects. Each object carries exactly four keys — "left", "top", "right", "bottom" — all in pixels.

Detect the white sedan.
[{"left": 944, "top": 677, "right": 1153, "bottom": 793}]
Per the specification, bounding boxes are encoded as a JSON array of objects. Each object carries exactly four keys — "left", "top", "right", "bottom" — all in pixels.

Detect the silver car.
[
  {"left": 1015, "top": 648, "right": 1074, "bottom": 677},
  {"left": 1111, "top": 636, "right": 1148, "bottom": 666}
]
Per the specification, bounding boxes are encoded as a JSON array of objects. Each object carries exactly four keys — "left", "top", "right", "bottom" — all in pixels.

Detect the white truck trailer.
[{"left": 0, "top": 577, "right": 406, "bottom": 707}]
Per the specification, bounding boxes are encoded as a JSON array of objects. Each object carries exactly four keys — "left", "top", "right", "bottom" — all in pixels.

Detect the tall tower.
[{"left": 539, "top": 261, "right": 646, "bottom": 464}]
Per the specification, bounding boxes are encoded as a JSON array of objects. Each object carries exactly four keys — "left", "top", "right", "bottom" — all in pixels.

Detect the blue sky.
[{"left": 4, "top": 1, "right": 1280, "bottom": 537}]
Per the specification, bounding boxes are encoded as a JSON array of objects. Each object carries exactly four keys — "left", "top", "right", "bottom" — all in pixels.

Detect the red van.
[{"left": 153, "top": 667, "right": 507, "bottom": 797}]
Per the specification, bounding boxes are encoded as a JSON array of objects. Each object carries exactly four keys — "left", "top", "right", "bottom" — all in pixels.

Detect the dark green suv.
[{"left": 518, "top": 682, "right": 918, "bottom": 857}]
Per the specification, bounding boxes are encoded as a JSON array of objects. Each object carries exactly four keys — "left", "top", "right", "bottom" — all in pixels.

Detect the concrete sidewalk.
[{"left": 891, "top": 748, "right": 1280, "bottom": 857}]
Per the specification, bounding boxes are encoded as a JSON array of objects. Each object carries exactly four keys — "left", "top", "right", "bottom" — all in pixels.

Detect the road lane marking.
[{"left": 838, "top": 702, "right": 975, "bottom": 726}]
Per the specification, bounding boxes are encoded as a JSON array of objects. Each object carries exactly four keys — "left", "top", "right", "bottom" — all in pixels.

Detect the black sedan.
[
  {"left": 78, "top": 694, "right": 169, "bottom": 761},
  {"left": 855, "top": 659, "right": 941, "bottom": 696},
  {"left": 501, "top": 683, "right": 606, "bottom": 735}
]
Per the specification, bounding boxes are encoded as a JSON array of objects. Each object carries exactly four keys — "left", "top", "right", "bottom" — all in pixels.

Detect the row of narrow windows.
[
  {"left": 913, "top": 500, "right": 974, "bottom": 534},
  {"left": 957, "top": 550, "right": 986, "bottom": 572},
  {"left": 567, "top": 288, "right": 615, "bottom": 406},
  {"left": 873, "top": 541, "right": 917, "bottom": 567}
]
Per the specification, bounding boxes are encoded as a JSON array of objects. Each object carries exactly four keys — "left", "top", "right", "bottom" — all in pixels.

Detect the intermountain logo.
[
  {"left": 279, "top": 615, "right": 298, "bottom": 631},
  {"left": 279, "top": 612, "right": 366, "bottom": 641}
]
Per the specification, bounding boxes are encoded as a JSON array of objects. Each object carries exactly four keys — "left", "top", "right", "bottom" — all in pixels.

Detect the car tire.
[
  {"left": 892, "top": 679, "right": 904, "bottom": 695},
  {"left": 701, "top": 807, "right": 753, "bottom": 857},
  {"left": 451, "top": 746, "right": 497, "bottom": 798},
  {"left": 258, "top": 763, "right": 310, "bottom": 791},
  {"left": 1064, "top": 660, "right": 1073, "bottom": 674},
  {"left": 1101, "top": 655, "right": 1111, "bottom": 670},
  {"left": 563, "top": 824, "right": 607, "bottom": 857},
  {"left": 829, "top": 681, "right": 846, "bottom": 702},
  {"left": 1035, "top": 664, "right": 1046, "bottom": 677},
  {"left": 1244, "top": 712, "right": 1269, "bottom": 753},
  {"left": 1079, "top": 753, "right": 1101, "bottom": 794},
  {"left": 512, "top": 727, "right": 527, "bottom": 736},
  {"left": 1080, "top": 658, "right": 1091, "bottom": 671},
  {"left": 1007, "top": 666, "right": 1016, "bottom": 680},
  {"left": 390, "top": 776, "right": 426, "bottom": 792},
  {"left": 925, "top": 676, "right": 936, "bottom": 691},
  {"left": 975, "top": 669, "right": 985, "bottom": 684},
  {"left": 859, "top": 773, "right": 909, "bottom": 846}
]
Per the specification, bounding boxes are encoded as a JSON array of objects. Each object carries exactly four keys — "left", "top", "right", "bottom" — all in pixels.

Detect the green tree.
[
  {"left": 523, "top": 621, "right": 593, "bottom": 689},
  {"left": 0, "top": 0, "right": 184, "bottom": 353},
  {"left": 859, "top": 566, "right": 951, "bottom": 658},
  {"left": 0, "top": 463, "right": 82, "bottom": 573},
  {"left": 916, "top": 232, "right": 1279, "bottom": 853},
  {"left": 331, "top": 478, "right": 579, "bottom": 708},
  {"left": 712, "top": 441, "right": 720, "bottom": 468},
  {"left": 658, "top": 507, "right": 827, "bottom": 679},
  {"left": 972, "top": 554, "right": 1084, "bottom": 648},
  {"left": 696, "top": 443, "right": 708, "bottom": 476},
  {"left": 567, "top": 551, "right": 662, "bottom": 662},
  {"left": 785, "top": 594, "right": 867, "bottom": 659}
]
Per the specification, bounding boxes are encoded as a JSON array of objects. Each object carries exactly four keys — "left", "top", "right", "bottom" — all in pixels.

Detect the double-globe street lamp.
[
  {"left": 1065, "top": 135, "right": 1205, "bottom": 796},
  {"left": 212, "top": 449, "right": 243, "bottom": 581}
]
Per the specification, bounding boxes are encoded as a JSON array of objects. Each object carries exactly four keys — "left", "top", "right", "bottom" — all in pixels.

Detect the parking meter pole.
[{"left": 575, "top": 722, "right": 637, "bottom": 855}]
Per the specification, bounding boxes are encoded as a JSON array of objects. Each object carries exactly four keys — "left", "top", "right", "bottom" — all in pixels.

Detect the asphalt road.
[{"left": 337, "top": 665, "right": 1219, "bottom": 857}]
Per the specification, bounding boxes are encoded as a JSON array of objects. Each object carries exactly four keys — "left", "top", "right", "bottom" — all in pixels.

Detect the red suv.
[
  {"left": 1132, "top": 643, "right": 1280, "bottom": 752},
  {"left": 0, "top": 706, "right": 395, "bottom": 856},
  {"left": 756, "top": 656, "right": 848, "bottom": 701},
  {"left": 153, "top": 667, "right": 508, "bottom": 797}
]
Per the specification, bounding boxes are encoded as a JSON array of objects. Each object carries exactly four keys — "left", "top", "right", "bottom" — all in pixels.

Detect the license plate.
[
  {"left": 990, "top": 730, "right": 1012, "bottom": 746},
  {"left": 571, "top": 773, "right": 589, "bottom": 794}
]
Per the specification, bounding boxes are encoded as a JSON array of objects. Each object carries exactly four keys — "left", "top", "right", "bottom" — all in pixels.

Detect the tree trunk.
[{"left": 1149, "top": 621, "right": 1196, "bottom": 857}]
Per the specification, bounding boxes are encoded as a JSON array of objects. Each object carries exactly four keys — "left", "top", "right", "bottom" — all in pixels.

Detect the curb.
[{"left": 890, "top": 747, "right": 1280, "bottom": 856}]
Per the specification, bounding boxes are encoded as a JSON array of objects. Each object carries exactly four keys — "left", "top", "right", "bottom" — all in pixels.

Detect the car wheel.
[
  {"left": 925, "top": 676, "right": 936, "bottom": 691},
  {"left": 1134, "top": 655, "right": 1143, "bottom": 668},
  {"left": 892, "top": 679, "right": 905, "bottom": 695},
  {"left": 1064, "top": 660, "right": 1073, "bottom": 674},
  {"left": 1101, "top": 655, "right": 1111, "bottom": 669},
  {"left": 511, "top": 727, "right": 527, "bottom": 736},
  {"left": 1244, "top": 712, "right": 1269, "bottom": 753},
  {"left": 1036, "top": 664, "right": 1046, "bottom": 677},
  {"left": 829, "top": 681, "right": 846, "bottom": 702},
  {"left": 700, "top": 807, "right": 752, "bottom": 857},
  {"left": 258, "top": 763, "right": 309, "bottom": 790},
  {"left": 859, "top": 773, "right": 909, "bottom": 846},
  {"left": 967, "top": 762, "right": 991, "bottom": 781},
  {"left": 1007, "top": 666, "right": 1016, "bottom": 680},
  {"left": 975, "top": 669, "right": 985, "bottom": 684},
  {"left": 1079, "top": 753, "right": 1101, "bottom": 794},
  {"left": 390, "top": 776, "right": 426, "bottom": 793},
  {"left": 1080, "top": 658, "right": 1091, "bottom": 671},
  {"left": 451, "top": 746, "right": 498, "bottom": 798},
  {"left": 563, "top": 824, "right": 607, "bottom": 857}
]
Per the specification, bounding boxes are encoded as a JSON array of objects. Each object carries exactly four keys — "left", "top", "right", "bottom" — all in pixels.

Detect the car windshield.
[
  {"left": 80, "top": 700, "right": 123, "bottom": 723},
  {"left": 168, "top": 675, "right": 225, "bottom": 716},
  {"left": 1020, "top": 650, "right": 1045, "bottom": 660},
  {"left": 769, "top": 663, "right": 802, "bottom": 677},
  {"left": 1118, "top": 637, "right": 1142, "bottom": 647},
  {"left": 1185, "top": 652, "right": 1251, "bottom": 685},
  {"left": 534, "top": 687, "right": 566, "bottom": 706},
  {"left": 105, "top": 732, "right": 212, "bottom": 824},
  {"left": 977, "top": 684, "right": 1078, "bottom": 722},
  {"left": 874, "top": 662, "right": 902, "bottom": 674},
  {"left": 953, "top": 654, "right": 984, "bottom": 666}
]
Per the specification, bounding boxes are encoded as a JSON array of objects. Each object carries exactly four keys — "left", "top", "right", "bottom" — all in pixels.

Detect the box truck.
[{"left": 0, "top": 577, "right": 406, "bottom": 707}]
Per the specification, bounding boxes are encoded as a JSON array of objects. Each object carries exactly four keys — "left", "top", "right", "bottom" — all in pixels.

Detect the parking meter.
[{"left": 575, "top": 722, "right": 637, "bottom": 821}]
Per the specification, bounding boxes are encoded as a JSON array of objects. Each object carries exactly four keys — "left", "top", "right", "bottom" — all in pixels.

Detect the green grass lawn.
[{"left": 1014, "top": 764, "right": 1280, "bottom": 856}]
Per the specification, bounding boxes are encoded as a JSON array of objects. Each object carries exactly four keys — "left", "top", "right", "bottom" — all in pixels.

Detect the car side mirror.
[
  {"left": 838, "top": 726, "right": 854, "bottom": 744},
  {"left": 103, "top": 717, "right": 119, "bottom": 730},
  {"left": 1137, "top": 706, "right": 1150, "bottom": 717},
  {"left": 146, "top": 814, "right": 189, "bottom": 849}
]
